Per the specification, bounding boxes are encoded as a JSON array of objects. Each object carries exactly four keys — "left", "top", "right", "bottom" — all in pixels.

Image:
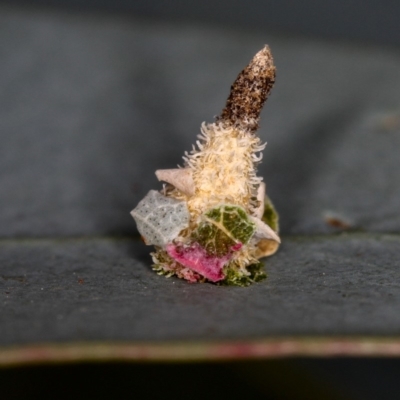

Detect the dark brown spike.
[{"left": 217, "top": 45, "right": 276, "bottom": 133}]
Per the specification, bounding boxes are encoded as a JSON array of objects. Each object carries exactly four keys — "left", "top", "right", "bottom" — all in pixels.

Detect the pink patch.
[
  {"left": 231, "top": 243, "right": 243, "bottom": 251},
  {"left": 166, "top": 243, "right": 231, "bottom": 282}
]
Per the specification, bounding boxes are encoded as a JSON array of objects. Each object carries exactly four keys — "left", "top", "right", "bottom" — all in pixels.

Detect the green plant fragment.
[
  {"left": 193, "top": 204, "right": 256, "bottom": 257},
  {"left": 205, "top": 204, "right": 256, "bottom": 243},
  {"left": 262, "top": 196, "right": 279, "bottom": 232},
  {"left": 221, "top": 261, "right": 267, "bottom": 287},
  {"left": 193, "top": 222, "right": 235, "bottom": 257}
]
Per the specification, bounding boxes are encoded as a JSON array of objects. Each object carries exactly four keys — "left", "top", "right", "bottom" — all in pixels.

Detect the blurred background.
[
  {"left": 1, "top": 1, "right": 400, "bottom": 399},
  {"left": 3, "top": 0, "right": 400, "bottom": 45}
]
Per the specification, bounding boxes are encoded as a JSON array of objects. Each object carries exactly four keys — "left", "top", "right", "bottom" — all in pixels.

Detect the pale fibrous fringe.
[
  {"left": 230, "top": 242, "right": 259, "bottom": 272},
  {"left": 181, "top": 121, "right": 266, "bottom": 222},
  {"left": 157, "top": 120, "right": 267, "bottom": 276}
]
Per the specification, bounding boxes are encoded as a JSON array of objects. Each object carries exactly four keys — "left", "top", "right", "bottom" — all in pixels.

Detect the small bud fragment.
[
  {"left": 131, "top": 46, "right": 280, "bottom": 286},
  {"left": 218, "top": 45, "right": 276, "bottom": 132}
]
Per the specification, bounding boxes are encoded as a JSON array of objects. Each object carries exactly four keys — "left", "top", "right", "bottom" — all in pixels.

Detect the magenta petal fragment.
[{"left": 166, "top": 243, "right": 231, "bottom": 282}]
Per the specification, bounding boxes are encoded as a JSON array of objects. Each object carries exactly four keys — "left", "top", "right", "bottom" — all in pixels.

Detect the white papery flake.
[{"left": 131, "top": 190, "right": 190, "bottom": 247}]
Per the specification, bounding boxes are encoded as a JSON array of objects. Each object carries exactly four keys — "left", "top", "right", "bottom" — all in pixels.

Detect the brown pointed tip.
[
  {"left": 252, "top": 45, "right": 275, "bottom": 71},
  {"left": 217, "top": 45, "right": 276, "bottom": 133}
]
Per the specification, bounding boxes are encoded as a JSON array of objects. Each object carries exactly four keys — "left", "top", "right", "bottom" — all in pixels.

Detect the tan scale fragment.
[
  {"left": 155, "top": 168, "right": 195, "bottom": 197},
  {"left": 250, "top": 216, "right": 281, "bottom": 244}
]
